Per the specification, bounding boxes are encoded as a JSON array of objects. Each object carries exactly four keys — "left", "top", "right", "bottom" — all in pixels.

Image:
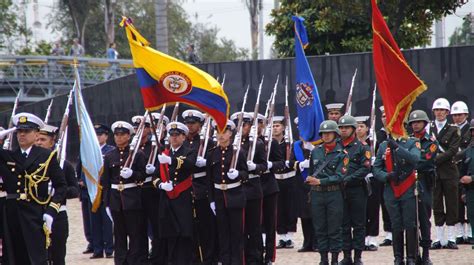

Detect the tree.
[
  {"left": 104, "top": 0, "right": 116, "bottom": 47},
  {"left": 449, "top": 14, "right": 474, "bottom": 46},
  {"left": 244, "top": 0, "right": 261, "bottom": 59},
  {"left": 266, "top": 0, "right": 465, "bottom": 57},
  {"left": 0, "top": 1, "right": 32, "bottom": 54}
]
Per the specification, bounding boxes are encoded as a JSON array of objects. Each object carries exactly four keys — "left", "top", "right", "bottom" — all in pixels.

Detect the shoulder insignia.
[
  {"left": 361, "top": 141, "right": 368, "bottom": 146},
  {"left": 365, "top": 151, "right": 371, "bottom": 159},
  {"left": 343, "top": 157, "right": 349, "bottom": 166},
  {"left": 341, "top": 166, "right": 347, "bottom": 174},
  {"left": 364, "top": 160, "right": 371, "bottom": 168},
  {"left": 415, "top": 142, "right": 421, "bottom": 149},
  {"left": 429, "top": 144, "right": 437, "bottom": 153}
]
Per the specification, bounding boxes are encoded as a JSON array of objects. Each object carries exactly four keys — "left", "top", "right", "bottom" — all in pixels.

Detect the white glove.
[
  {"left": 285, "top": 160, "right": 290, "bottom": 168},
  {"left": 267, "top": 161, "right": 273, "bottom": 169},
  {"left": 299, "top": 159, "right": 310, "bottom": 171},
  {"left": 159, "top": 181, "right": 174, "bottom": 191},
  {"left": 146, "top": 164, "right": 156, "bottom": 175},
  {"left": 43, "top": 214, "right": 53, "bottom": 231},
  {"left": 196, "top": 156, "right": 207, "bottom": 167},
  {"left": 247, "top": 161, "right": 256, "bottom": 171},
  {"left": 158, "top": 154, "right": 172, "bottom": 165},
  {"left": 106, "top": 207, "right": 113, "bottom": 223},
  {"left": 210, "top": 201, "right": 216, "bottom": 216},
  {"left": 227, "top": 169, "right": 239, "bottom": 180},
  {"left": 365, "top": 173, "right": 374, "bottom": 182},
  {"left": 303, "top": 141, "right": 315, "bottom": 151},
  {"left": 120, "top": 167, "right": 133, "bottom": 179}
]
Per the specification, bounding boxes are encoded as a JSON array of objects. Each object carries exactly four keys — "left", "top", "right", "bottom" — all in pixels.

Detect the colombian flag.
[
  {"left": 371, "top": 0, "right": 427, "bottom": 138},
  {"left": 120, "top": 17, "right": 230, "bottom": 131}
]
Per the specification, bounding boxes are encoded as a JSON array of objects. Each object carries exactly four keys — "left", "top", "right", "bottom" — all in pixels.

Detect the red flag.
[{"left": 371, "top": 0, "right": 427, "bottom": 138}]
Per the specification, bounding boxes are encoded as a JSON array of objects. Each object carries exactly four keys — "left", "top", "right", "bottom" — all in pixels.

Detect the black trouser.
[
  {"left": 49, "top": 211, "right": 68, "bottom": 265},
  {"left": 111, "top": 209, "right": 148, "bottom": 265},
  {"left": 277, "top": 178, "right": 297, "bottom": 235},
  {"left": 80, "top": 189, "right": 93, "bottom": 250},
  {"left": 141, "top": 187, "right": 163, "bottom": 264},
  {"left": 193, "top": 197, "right": 217, "bottom": 265},
  {"left": 262, "top": 192, "right": 278, "bottom": 263},
  {"left": 301, "top": 217, "right": 317, "bottom": 249},
  {"left": 366, "top": 179, "right": 381, "bottom": 237},
  {"left": 91, "top": 204, "right": 114, "bottom": 256},
  {"left": 433, "top": 178, "right": 459, "bottom": 226},
  {"left": 163, "top": 236, "right": 193, "bottom": 265},
  {"left": 381, "top": 185, "right": 392, "bottom": 232},
  {"left": 216, "top": 207, "right": 244, "bottom": 265},
  {"left": 458, "top": 184, "right": 467, "bottom": 224},
  {"left": 342, "top": 186, "right": 367, "bottom": 251},
  {"left": 244, "top": 198, "right": 263, "bottom": 264},
  {"left": 418, "top": 181, "right": 433, "bottom": 248},
  {"left": 466, "top": 189, "right": 474, "bottom": 237}
]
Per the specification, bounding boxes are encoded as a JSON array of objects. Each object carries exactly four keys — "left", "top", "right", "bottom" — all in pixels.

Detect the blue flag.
[{"left": 292, "top": 16, "right": 324, "bottom": 142}]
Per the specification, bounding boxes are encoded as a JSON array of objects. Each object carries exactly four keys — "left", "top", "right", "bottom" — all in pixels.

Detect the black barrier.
[{"left": 1, "top": 45, "right": 473, "bottom": 162}]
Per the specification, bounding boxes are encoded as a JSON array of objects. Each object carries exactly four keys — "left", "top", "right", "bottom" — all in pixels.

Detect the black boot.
[
  {"left": 393, "top": 231, "right": 405, "bottom": 265},
  {"left": 338, "top": 250, "right": 352, "bottom": 265},
  {"left": 421, "top": 247, "right": 433, "bottom": 265},
  {"left": 405, "top": 229, "right": 417, "bottom": 265},
  {"left": 331, "top": 252, "right": 339, "bottom": 265},
  {"left": 319, "top": 251, "right": 329, "bottom": 265},
  {"left": 353, "top": 249, "right": 363, "bottom": 265}
]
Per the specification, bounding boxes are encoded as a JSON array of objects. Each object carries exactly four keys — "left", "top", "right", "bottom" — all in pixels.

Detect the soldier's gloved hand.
[
  {"left": 120, "top": 167, "right": 133, "bottom": 179},
  {"left": 303, "top": 141, "right": 315, "bottom": 151},
  {"left": 227, "top": 169, "right": 239, "bottom": 180},
  {"left": 146, "top": 164, "right": 156, "bottom": 175},
  {"left": 43, "top": 214, "right": 53, "bottom": 231},
  {"left": 209, "top": 201, "right": 216, "bottom": 216},
  {"left": 299, "top": 159, "right": 310, "bottom": 171},
  {"left": 386, "top": 171, "right": 399, "bottom": 182},
  {"left": 196, "top": 156, "right": 207, "bottom": 167},
  {"left": 285, "top": 160, "right": 290, "bottom": 168},
  {"left": 159, "top": 181, "right": 174, "bottom": 191},
  {"left": 267, "top": 161, "right": 273, "bottom": 169},
  {"left": 158, "top": 154, "right": 172, "bottom": 165},
  {"left": 388, "top": 139, "right": 399, "bottom": 150},
  {"left": 106, "top": 207, "right": 113, "bottom": 223},
  {"left": 365, "top": 173, "right": 374, "bottom": 182},
  {"left": 247, "top": 161, "right": 257, "bottom": 171}
]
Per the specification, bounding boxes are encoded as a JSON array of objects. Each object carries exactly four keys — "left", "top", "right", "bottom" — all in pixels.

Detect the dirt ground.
[{"left": 65, "top": 199, "right": 474, "bottom": 265}]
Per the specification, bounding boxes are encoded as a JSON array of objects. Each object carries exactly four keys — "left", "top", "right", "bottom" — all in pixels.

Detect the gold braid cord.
[
  {"left": 25, "top": 150, "right": 57, "bottom": 205},
  {"left": 43, "top": 223, "right": 51, "bottom": 249}
]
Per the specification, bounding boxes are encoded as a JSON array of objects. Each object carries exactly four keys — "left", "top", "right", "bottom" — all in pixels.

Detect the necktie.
[{"left": 22, "top": 152, "right": 27, "bottom": 158}]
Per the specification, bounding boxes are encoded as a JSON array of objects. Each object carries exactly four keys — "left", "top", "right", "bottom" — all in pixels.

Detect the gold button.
[
  {"left": 120, "top": 151, "right": 124, "bottom": 155},
  {"left": 174, "top": 178, "right": 177, "bottom": 181},
  {"left": 222, "top": 157, "right": 225, "bottom": 161},
  {"left": 17, "top": 182, "right": 21, "bottom": 185},
  {"left": 119, "top": 181, "right": 123, "bottom": 184},
  {"left": 222, "top": 151, "right": 225, "bottom": 154},
  {"left": 120, "top": 159, "right": 123, "bottom": 162},
  {"left": 17, "top": 175, "right": 21, "bottom": 179},
  {"left": 190, "top": 141, "right": 193, "bottom": 145},
  {"left": 221, "top": 172, "right": 225, "bottom": 176},
  {"left": 222, "top": 180, "right": 225, "bottom": 183},
  {"left": 221, "top": 165, "right": 225, "bottom": 168},
  {"left": 16, "top": 189, "right": 20, "bottom": 193},
  {"left": 11, "top": 168, "right": 15, "bottom": 172}
]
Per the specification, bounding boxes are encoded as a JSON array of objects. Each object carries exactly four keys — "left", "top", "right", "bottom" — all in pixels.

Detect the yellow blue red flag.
[{"left": 120, "top": 17, "right": 230, "bottom": 131}]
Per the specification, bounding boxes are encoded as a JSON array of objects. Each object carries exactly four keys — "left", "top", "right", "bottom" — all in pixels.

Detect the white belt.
[
  {"left": 143, "top": 177, "right": 153, "bottom": 183},
  {"left": 274, "top": 171, "right": 296, "bottom": 180},
  {"left": 193, "top": 172, "right": 206, "bottom": 179},
  {"left": 214, "top": 182, "right": 241, "bottom": 190},
  {"left": 0, "top": 191, "right": 6, "bottom": 198},
  {"left": 248, "top": 174, "right": 260, "bottom": 179},
  {"left": 111, "top": 183, "right": 137, "bottom": 191},
  {"left": 59, "top": 205, "right": 67, "bottom": 212}
]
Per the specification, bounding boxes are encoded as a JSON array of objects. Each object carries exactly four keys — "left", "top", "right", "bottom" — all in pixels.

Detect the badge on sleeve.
[
  {"left": 429, "top": 144, "right": 437, "bottom": 153},
  {"left": 415, "top": 142, "right": 421, "bottom": 149},
  {"left": 343, "top": 157, "right": 349, "bottom": 166},
  {"left": 365, "top": 151, "right": 371, "bottom": 160}
]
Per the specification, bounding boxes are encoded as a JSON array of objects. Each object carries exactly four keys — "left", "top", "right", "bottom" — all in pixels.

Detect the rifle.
[
  {"left": 345, "top": 68, "right": 358, "bottom": 116},
  {"left": 148, "top": 104, "right": 167, "bottom": 165},
  {"left": 3, "top": 93, "right": 20, "bottom": 150},
  {"left": 369, "top": 83, "right": 377, "bottom": 160},
  {"left": 124, "top": 110, "right": 148, "bottom": 168},
  {"left": 44, "top": 99, "right": 54, "bottom": 124},
  {"left": 221, "top": 73, "right": 226, "bottom": 88},
  {"left": 247, "top": 76, "right": 264, "bottom": 161},
  {"left": 230, "top": 85, "right": 250, "bottom": 169},
  {"left": 171, "top": 102, "right": 180, "bottom": 122},
  {"left": 198, "top": 115, "right": 211, "bottom": 157},
  {"left": 284, "top": 77, "right": 293, "bottom": 161},
  {"left": 55, "top": 89, "right": 74, "bottom": 167},
  {"left": 265, "top": 75, "right": 279, "bottom": 160}
]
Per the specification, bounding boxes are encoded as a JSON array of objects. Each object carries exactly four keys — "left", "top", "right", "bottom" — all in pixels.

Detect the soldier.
[
  {"left": 206, "top": 120, "right": 247, "bottom": 265},
  {"left": 86, "top": 124, "right": 115, "bottom": 259},
  {"left": 408, "top": 110, "right": 439, "bottom": 265},
  {"left": 450, "top": 101, "right": 471, "bottom": 244},
  {"left": 306, "top": 120, "right": 348, "bottom": 265},
  {"left": 36, "top": 124, "right": 79, "bottom": 265},
  {"left": 0, "top": 112, "right": 66, "bottom": 264},
  {"left": 181, "top": 109, "right": 217, "bottom": 264},
  {"left": 102, "top": 121, "right": 148, "bottom": 265},
  {"left": 430, "top": 98, "right": 461, "bottom": 249},
  {"left": 143, "top": 113, "right": 169, "bottom": 264},
  {"left": 373, "top": 130, "right": 421, "bottom": 265},
  {"left": 325, "top": 103, "right": 345, "bottom": 122},
  {"left": 337, "top": 115, "right": 371, "bottom": 265},
  {"left": 271, "top": 116, "right": 298, "bottom": 249},
  {"left": 377, "top": 106, "right": 392, "bottom": 249},
  {"left": 231, "top": 111, "right": 266, "bottom": 264},
  {"left": 132, "top": 115, "right": 152, "bottom": 156},
  {"left": 152, "top": 121, "right": 197, "bottom": 264},
  {"left": 258, "top": 114, "right": 285, "bottom": 265},
  {"left": 458, "top": 119, "right": 474, "bottom": 245}
]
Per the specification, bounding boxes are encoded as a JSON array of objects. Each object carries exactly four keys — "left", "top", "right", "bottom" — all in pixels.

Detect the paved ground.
[{"left": 65, "top": 199, "right": 474, "bottom": 264}]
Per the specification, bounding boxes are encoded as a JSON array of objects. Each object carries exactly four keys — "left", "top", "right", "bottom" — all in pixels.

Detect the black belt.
[
  {"left": 6, "top": 193, "right": 27, "bottom": 200},
  {"left": 311, "top": 184, "right": 340, "bottom": 192}
]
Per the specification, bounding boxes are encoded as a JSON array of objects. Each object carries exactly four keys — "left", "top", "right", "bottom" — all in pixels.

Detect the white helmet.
[
  {"left": 450, "top": 101, "right": 469, "bottom": 115},
  {"left": 432, "top": 98, "right": 450, "bottom": 111}
]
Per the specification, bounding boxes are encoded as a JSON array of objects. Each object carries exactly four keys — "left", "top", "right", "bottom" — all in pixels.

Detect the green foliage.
[
  {"left": 449, "top": 14, "right": 474, "bottom": 46},
  {"left": 0, "top": 1, "right": 32, "bottom": 54},
  {"left": 266, "top": 0, "right": 464, "bottom": 57}
]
